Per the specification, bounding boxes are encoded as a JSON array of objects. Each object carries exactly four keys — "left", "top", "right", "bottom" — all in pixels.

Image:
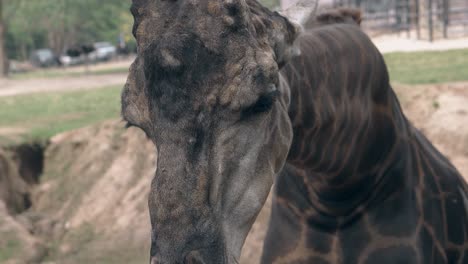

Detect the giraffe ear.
[
  {"left": 269, "top": 16, "right": 302, "bottom": 68},
  {"left": 279, "top": 0, "right": 319, "bottom": 26},
  {"left": 316, "top": 8, "right": 363, "bottom": 25},
  {"left": 271, "top": 0, "right": 318, "bottom": 68}
]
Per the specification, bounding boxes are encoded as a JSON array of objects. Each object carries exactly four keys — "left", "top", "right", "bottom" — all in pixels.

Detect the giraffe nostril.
[
  {"left": 150, "top": 257, "right": 166, "bottom": 264},
  {"left": 184, "top": 251, "right": 205, "bottom": 264},
  {"left": 188, "top": 137, "right": 196, "bottom": 145}
]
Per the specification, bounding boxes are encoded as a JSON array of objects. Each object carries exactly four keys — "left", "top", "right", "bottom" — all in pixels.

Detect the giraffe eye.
[
  {"left": 242, "top": 88, "right": 279, "bottom": 118},
  {"left": 124, "top": 120, "right": 141, "bottom": 130}
]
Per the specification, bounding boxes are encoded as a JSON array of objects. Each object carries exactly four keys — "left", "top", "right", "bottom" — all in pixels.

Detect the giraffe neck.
[{"left": 280, "top": 24, "right": 412, "bottom": 223}]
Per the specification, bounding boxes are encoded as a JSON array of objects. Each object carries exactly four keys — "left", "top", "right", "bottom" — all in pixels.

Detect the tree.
[
  {"left": 4, "top": 0, "right": 132, "bottom": 61},
  {"left": 0, "top": 0, "right": 7, "bottom": 77}
]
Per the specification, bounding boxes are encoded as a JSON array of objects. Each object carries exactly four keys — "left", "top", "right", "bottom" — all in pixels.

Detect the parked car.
[
  {"left": 59, "top": 44, "right": 95, "bottom": 67},
  {"left": 30, "top": 49, "right": 58, "bottom": 68},
  {"left": 59, "top": 54, "right": 85, "bottom": 67},
  {"left": 91, "top": 42, "right": 117, "bottom": 61}
]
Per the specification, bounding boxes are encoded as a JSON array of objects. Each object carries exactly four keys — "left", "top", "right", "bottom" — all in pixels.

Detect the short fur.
[
  {"left": 262, "top": 21, "right": 468, "bottom": 264},
  {"left": 306, "top": 7, "right": 363, "bottom": 28}
]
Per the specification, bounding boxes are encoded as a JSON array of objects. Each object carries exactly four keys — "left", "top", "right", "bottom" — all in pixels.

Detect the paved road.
[
  {"left": 372, "top": 34, "right": 468, "bottom": 54},
  {"left": 0, "top": 73, "right": 127, "bottom": 97}
]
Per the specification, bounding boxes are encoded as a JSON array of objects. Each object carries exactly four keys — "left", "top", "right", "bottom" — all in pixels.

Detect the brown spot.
[
  {"left": 207, "top": 1, "right": 222, "bottom": 16},
  {"left": 220, "top": 83, "right": 239, "bottom": 108},
  {"left": 160, "top": 49, "right": 181, "bottom": 68},
  {"left": 225, "top": 63, "right": 242, "bottom": 78},
  {"left": 223, "top": 15, "right": 235, "bottom": 26},
  {"left": 206, "top": 92, "right": 218, "bottom": 107}
]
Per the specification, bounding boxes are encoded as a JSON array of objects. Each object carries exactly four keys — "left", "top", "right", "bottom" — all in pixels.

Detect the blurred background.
[{"left": 0, "top": 0, "right": 467, "bottom": 263}]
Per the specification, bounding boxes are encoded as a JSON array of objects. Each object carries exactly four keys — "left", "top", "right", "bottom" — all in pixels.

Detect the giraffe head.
[{"left": 121, "top": 0, "right": 316, "bottom": 263}]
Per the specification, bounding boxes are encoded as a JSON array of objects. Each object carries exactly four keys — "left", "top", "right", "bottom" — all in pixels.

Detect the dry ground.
[
  {"left": 373, "top": 34, "right": 468, "bottom": 54},
  {"left": 394, "top": 82, "right": 468, "bottom": 179},
  {"left": 1, "top": 58, "right": 133, "bottom": 97},
  {"left": 0, "top": 73, "right": 127, "bottom": 97}
]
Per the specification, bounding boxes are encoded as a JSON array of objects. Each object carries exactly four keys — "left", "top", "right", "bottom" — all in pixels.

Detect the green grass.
[
  {"left": 0, "top": 232, "right": 23, "bottom": 262},
  {"left": 0, "top": 239, "right": 22, "bottom": 262},
  {"left": 384, "top": 48, "right": 468, "bottom": 84},
  {"left": 0, "top": 85, "right": 121, "bottom": 144},
  {"left": 10, "top": 66, "right": 129, "bottom": 80}
]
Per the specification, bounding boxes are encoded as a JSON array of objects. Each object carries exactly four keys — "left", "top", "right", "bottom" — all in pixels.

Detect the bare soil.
[
  {"left": 394, "top": 82, "right": 468, "bottom": 180},
  {"left": 373, "top": 34, "right": 468, "bottom": 54},
  {"left": 0, "top": 73, "right": 127, "bottom": 97},
  {"left": 1, "top": 58, "right": 132, "bottom": 97}
]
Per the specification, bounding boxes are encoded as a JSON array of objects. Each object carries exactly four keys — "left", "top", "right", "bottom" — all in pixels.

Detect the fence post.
[
  {"left": 442, "top": 0, "right": 448, "bottom": 38},
  {"left": 416, "top": 0, "right": 421, "bottom": 39},
  {"left": 406, "top": 0, "right": 411, "bottom": 38},
  {"left": 428, "top": 0, "right": 433, "bottom": 42}
]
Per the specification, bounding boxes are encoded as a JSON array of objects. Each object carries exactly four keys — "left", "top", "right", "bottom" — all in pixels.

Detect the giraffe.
[
  {"left": 120, "top": 0, "right": 468, "bottom": 263},
  {"left": 261, "top": 11, "right": 468, "bottom": 264},
  {"left": 122, "top": 0, "right": 304, "bottom": 262}
]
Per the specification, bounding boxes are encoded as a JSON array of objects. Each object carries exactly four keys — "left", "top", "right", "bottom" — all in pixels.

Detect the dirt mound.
[
  {"left": 0, "top": 149, "right": 30, "bottom": 214},
  {"left": 394, "top": 82, "right": 468, "bottom": 180},
  {"left": 0, "top": 148, "right": 45, "bottom": 263},
  {"left": 29, "top": 120, "right": 155, "bottom": 263},
  {"left": 0, "top": 201, "right": 46, "bottom": 264}
]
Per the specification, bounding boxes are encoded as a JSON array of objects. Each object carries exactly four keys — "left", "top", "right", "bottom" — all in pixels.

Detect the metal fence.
[{"left": 332, "top": 0, "right": 468, "bottom": 41}]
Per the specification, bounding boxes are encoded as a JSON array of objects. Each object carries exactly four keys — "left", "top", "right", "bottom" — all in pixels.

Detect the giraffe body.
[{"left": 262, "top": 23, "right": 468, "bottom": 264}]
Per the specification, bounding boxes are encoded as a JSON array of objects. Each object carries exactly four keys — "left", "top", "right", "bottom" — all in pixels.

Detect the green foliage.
[
  {"left": 384, "top": 48, "right": 468, "bottom": 84},
  {"left": 5, "top": 0, "right": 132, "bottom": 60},
  {"left": 0, "top": 232, "right": 22, "bottom": 262}
]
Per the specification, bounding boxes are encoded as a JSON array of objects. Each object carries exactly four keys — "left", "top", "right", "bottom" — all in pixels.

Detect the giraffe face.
[{"left": 121, "top": 0, "right": 299, "bottom": 263}]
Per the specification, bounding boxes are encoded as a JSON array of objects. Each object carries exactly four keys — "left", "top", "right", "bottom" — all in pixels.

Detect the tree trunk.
[{"left": 0, "top": 0, "right": 8, "bottom": 77}]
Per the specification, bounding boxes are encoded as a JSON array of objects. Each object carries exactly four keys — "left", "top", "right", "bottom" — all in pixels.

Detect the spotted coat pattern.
[{"left": 261, "top": 20, "right": 468, "bottom": 264}]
